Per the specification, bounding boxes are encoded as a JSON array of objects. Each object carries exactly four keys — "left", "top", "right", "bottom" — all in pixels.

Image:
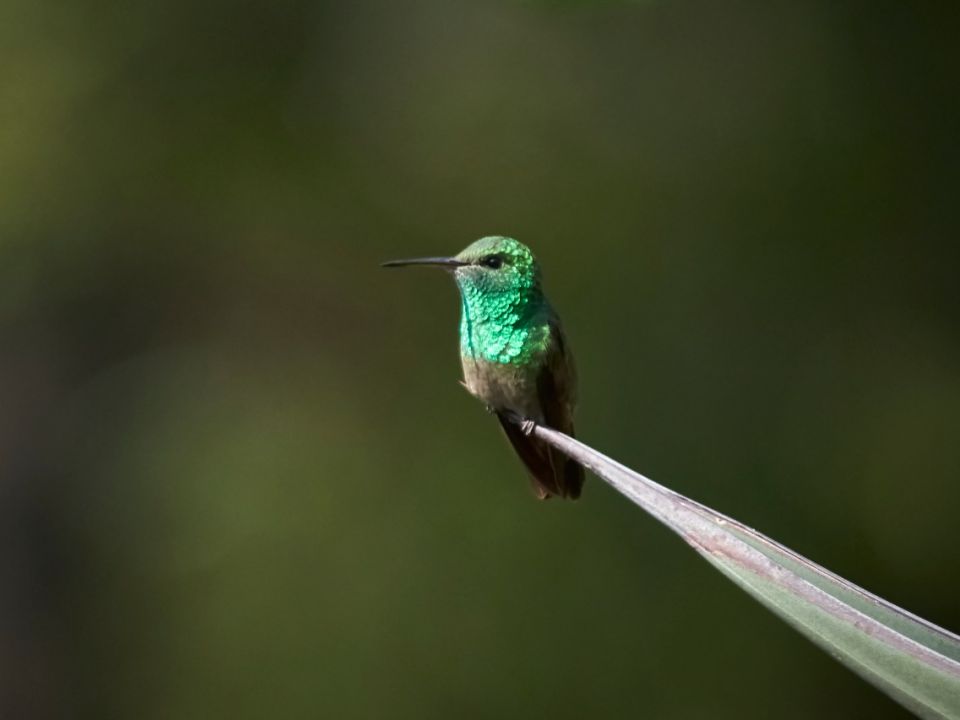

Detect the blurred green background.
[{"left": 3, "top": 0, "right": 959, "bottom": 717}]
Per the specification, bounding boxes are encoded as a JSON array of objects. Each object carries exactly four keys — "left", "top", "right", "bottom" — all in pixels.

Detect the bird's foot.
[{"left": 501, "top": 410, "right": 537, "bottom": 435}]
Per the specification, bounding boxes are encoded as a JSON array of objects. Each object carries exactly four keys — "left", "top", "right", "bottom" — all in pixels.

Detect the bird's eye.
[{"left": 481, "top": 255, "right": 503, "bottom": 269}]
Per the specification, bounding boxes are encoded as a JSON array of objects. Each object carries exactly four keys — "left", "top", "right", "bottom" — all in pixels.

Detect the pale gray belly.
[{"left": 460, "top": 357, "right": 543, "bottom": 419}]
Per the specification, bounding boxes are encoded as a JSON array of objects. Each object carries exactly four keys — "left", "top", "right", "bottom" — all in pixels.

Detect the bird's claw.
[{"left": 501, "top": 410, "right": 536, "bottom": 435}]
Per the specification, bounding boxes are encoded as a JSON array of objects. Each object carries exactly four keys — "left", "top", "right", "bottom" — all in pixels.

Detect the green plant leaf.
[{"left": 530, "top": 422, "right": 960, "bottom": 719}]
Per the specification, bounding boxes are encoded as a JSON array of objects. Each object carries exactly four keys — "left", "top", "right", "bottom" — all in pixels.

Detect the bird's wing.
[
  {"left": 495, "top": 318, "right": 584, "bottom": 500},
  {"left": 534, "top": 319, "right": 584, "bottom": 498}
]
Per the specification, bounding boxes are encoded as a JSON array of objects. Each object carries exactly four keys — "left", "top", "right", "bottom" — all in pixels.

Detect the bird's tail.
[{"left": 496, "top": 414, "right": 584, "bottom": 499}]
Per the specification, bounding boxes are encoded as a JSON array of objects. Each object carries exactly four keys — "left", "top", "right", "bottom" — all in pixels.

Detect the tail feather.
[{"left": 496, "top": 413, "right": 583, "bottom": 499}]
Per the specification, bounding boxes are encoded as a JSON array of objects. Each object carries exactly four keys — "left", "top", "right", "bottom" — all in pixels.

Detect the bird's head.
[
  {"left": 382, "top": 236, "right": 541, "bottom": 299},
  {"left": 451, "top": 236, "right": 540, "bottom": 297}
]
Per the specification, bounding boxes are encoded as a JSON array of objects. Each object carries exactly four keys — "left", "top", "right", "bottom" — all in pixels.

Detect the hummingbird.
[{"left": 383, "top": 236, "right": 584, "bottom": 499}]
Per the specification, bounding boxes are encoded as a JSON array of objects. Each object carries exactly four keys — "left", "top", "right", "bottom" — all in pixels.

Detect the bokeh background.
[{"left": 3, "top": 1, "right": 959, "bottom": 717}]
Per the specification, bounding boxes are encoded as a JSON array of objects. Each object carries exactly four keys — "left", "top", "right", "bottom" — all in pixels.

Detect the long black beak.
[{"left": 381, "top": 257, "right": 467, "bottom": 269}]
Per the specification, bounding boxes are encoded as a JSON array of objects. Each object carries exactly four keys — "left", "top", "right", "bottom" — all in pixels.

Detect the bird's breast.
[{"left": 460, "top": 356, "right": 542, "bottom": 418}]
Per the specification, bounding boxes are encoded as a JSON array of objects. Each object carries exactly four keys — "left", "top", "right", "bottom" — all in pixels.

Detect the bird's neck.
[{"left": 457, "top": 286, "right": 545, "bottom": 365}]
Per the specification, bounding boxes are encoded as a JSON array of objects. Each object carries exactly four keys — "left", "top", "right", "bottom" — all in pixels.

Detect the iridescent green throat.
[{"left": 456, "top": 279, "right": 549, "bottom": 365}]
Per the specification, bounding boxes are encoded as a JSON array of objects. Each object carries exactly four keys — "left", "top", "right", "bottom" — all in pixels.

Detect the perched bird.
[{"left": 383, "top": 236, "right": 584, "bottom": 499}]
